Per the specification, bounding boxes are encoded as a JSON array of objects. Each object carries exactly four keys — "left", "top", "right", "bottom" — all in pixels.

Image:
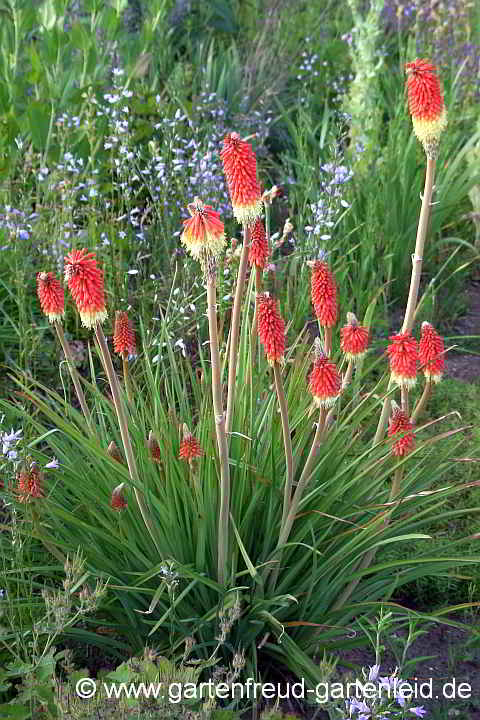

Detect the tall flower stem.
[
  {"left": 54, "top": 321, "right": 93, "bottom": 434},
  {"left": 249, "top": 266, "right": 263, "bottom": 365},
  {"left": 324, "top": 327, "right": 333, "bottom": 357},
  {"left": 333, "top": 464, "right": 404, "bottom": 612},
  {"left": 273, "top": 363, "right": 294, "bottom": 533},
  {"left": 122, "top": 355, "right": 133, "bottom": 405},
  {"left": 412, "top": 378, "right": 432, "bottom": 423},
  {"left": 94, "top": 324, "right": 159, "bottom": 553},
  {"left": 373, "top": 157, "right": 436, "bottom": 444},
  {"left": 269, "top": 407, "right": 327, "bottom": 590},
  {"left": 226, "top": 223, "right": 251, "bottom": 436},
  {"left": 206, "top": 276, "right": 231, "bottom": 586}
]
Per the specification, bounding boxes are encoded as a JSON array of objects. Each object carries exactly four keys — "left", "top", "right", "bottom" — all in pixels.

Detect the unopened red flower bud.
[
  {"left": 257, "top": 292, "right": 285, "bottom": 366},
  {"left": 418, "top": 321, "right": 444, "bottom": 382},
  {"left": 36, "top": 271, "right": 64, "bottom": 323},
  {"left": 388, "top": 404, "right": 416, "bottom": 457},
  {"left": 310, "top": 260, "right": 337, "bottom": 328}
]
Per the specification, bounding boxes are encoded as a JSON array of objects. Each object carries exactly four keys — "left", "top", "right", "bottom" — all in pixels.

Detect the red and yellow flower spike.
[
  {"left": 310, "top": 259, "right": 337, "bottom": 328},
  {"left": 308, "top": 339, "right": 341, "bottom": 408},
  {"left": 36, "top": 271, "right": 65, "bottom": 323},
  {"left": 405, "top": 59, "right": 447, "bottom": 156},
  {"left": 340, "top": 312, "right": 369, "bottom": 361},
  {"left": 113, "top": 311, "right": 136, "bottom": 358},
  {"left": 387, "top": 331, "right": 418, "bottom": 389},
  {"left": 181, "top": 197, "right": 226, "bottom": 271},
  {"left": 220, "top": 132, "right": 263, "bottom": 225},
  {"left": 257, "top": 292, "right": 285, "bottom": 366},
  {"left": 388, "top": 403, "right": 416, "bottom": 457},
  {"left": 419, "top": 321, "right": 444, "bottom": 383},
  {"left": 248, "top": 218, "right": 269, "bottom": 269},
  {"left": 64, "top": 248, "right": 108, "bottom": 328}
]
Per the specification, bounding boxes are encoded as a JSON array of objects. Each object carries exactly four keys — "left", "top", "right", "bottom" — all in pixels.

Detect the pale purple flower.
[
  {"left": 45, "top": 457, "right": 59, "bottom": 469},
  {"left": 368, "top": 664, "right": 380, "bottom": 682},
  {"left": 410, "top": 707, "right": 427, "bottom": 718}
]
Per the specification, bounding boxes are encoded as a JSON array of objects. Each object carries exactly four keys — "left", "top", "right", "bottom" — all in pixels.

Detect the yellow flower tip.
[
  {"left": 79, "top": 309, "right": 108, "bottom": 328},
  {"left": 391, "top": 372, "right": 417, "bottom": 390},
  {"left": 232, "top": 198, "right": 263, "bottom": 226},
  {"left": 412, "top": 107, "right": 448, "bottom": 146},
  {"left": 424, "top": 369, "right": 443, "bottom": 384}
]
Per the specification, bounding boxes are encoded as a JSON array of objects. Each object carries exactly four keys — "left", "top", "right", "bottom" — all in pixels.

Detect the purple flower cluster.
[
  {"left": 0, "top": 205, "right": 36, "bottom": 249},
  {"left": 304, "top": 160, "right": 353, "bottom": 248}
]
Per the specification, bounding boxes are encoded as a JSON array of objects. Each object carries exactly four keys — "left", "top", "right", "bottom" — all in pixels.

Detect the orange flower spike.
[
  {"left": 310, "top": 260, "right": 337, "bottom": 328},
  {"left": 419, "top": 321, "right": 444, "bottom": 383},
  {"left": 220, "top": 132, "right": 263, "bottom": 224},
  {"left": 16, "top": 463, "right": 44, "bottom": 503},
  {"left": 113, "top": 311, "right": 136, "bottom": 358},
  {"left": 181, "top": 197, "right": 226, "bottom": 265},
  {"left": 257, "top": 292, "right": 285, "bottom": 366},
  {"left": 248, "top": 218, "right": 269, "bottom": 269},
  {"left": 308, "top": 341, "right": 341, "bottom": 408},
  {"left": 179, "top": 427, "right": 204, "bottom": 462},
  {"left": 110, "top": 483, "right": 127, "bottom": 511},
  {"left": 387, "top": 331, "right": 418, "bottom": 388},
  {"left": 64, "top": 248, "right": 108, "bottom": 328},
  {"left": 36, "top": 271, "right": 65, "bottom": 323},
  {"left": 340, "top": 312, "right": 369, "bottom": 361},
  {"left": 405, "top": 59, "right": 447, "bottom": 155},
  {"left": 388, "top": 404, "right": 416, "bottom": 457}
]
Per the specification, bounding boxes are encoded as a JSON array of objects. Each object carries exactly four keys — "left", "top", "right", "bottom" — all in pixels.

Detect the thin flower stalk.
[
  {"left": 250, "top": 211, "right": 270, "bottom": 369},
  {"left": 277, "top": 407, "right": 327, "bottom": 551},
  {"left": 94, "top": 324, "right": 159, "bottom": 553},
  {"left": 206, "top": 276, "right": 231, "bottom": 586},
  {"left": 273, "top": 362, "right": 294, "bottom": 535},
  {"left": 411, "top": 378, "right": 432, "bottom": 423},
  {"left": 374, "top": 157, "right": 436, "bottom": 444},
  {"left": 226, "top": 223, "right": 251, "bottom": 436},
  {"left": 53, "top": 321, "right": 93, "bottom": 434}
]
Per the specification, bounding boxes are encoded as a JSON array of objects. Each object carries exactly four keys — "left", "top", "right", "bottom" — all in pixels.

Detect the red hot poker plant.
[
  {"left": 64, "top": 248, "right": 107, "bottom": 328},
  {"left": 220, "top": 132, "right": 263, "bottom": 225},
  {"left": 36, "top": 272, "right": 64, "bottom": 323},
  {"left": 405, "top": 58, "right": 447, "bottom": 158}
]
